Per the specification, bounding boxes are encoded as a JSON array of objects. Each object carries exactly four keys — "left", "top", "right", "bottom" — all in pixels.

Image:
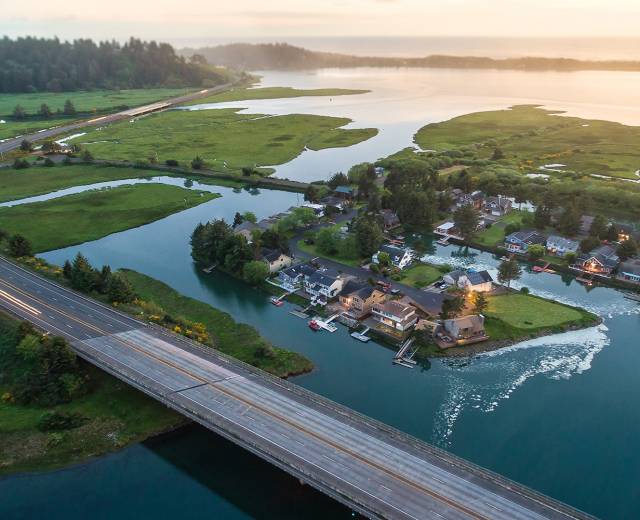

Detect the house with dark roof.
[
  {"left": 379, "top": 209, "right": 401, "bottom": 230},
  {"left": 504, "top": 229, "right": 547, "bottom": 253},
  {"left": 334, "top": 186, "right": 357, "bottom": 200},
  {"left": 319, "top": 195, "right": 346, "bottom": 211},
  {"left": 546, "top": 235, "right": 580, "bottom": 257},
  {"left": 277, "top": 263, "right": 317, "bottom": 291},
  {"left": 617, "top": 258, "right": 640, "bottom": 284},
  {"left": 339, "top": 281, "right": 386, "bottom": 319},
  {"left": 453, "top": 190, "right": 485, "bottom": 210},
  {"left": 260, "top": 248, "right": 292, "bottom": 273},
  {"left": 372, "top": 244, "right": 413, "bottom": 270},
  {"left": 233, "top": 221, "right": 260, "bottom": 243},
  {"left": 443, "top": 270, "right": 493, "bottom": 293},
  {"left": 575, "top": 245, "right": 620, "bottom": 276},
  {"left": 303, "top": 271, "right": 345, "bottom": 303},
  {"left": 616, "top": 223, "right": 640, "bottom": 243},
  {"left": 483, "top": 196, "right": 512, "bottom": 216}
]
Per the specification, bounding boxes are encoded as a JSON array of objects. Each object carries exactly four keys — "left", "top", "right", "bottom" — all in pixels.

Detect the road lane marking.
[{"left": 0, "top": 289, "right": 41, "bottom": 315}]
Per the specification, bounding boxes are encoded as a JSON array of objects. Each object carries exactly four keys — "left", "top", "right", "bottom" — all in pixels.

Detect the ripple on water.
[{"left": 431, "top": 324, "right": 610, "bottom": 447}]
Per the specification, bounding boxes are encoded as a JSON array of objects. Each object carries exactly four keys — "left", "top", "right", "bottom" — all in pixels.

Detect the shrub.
[
  {"left": 520, "top": 286, "right": 530, "bottom": 294},
  {"left": 44, "top": 157, "right": 55, "bottom": 167},
  {"left": 37, "top": 411, "right": 88, "bottom": 432},
  {"left": 165, "top": 159, "right": 179, "bottom": 167}
]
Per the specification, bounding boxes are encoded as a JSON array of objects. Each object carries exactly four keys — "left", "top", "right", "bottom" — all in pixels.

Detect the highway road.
[
  {"left": 0, "top": 256, "right": 595, "bottom": 520},
  {"left": 0, "top": 83, "right": 233, "bottom": 155}
]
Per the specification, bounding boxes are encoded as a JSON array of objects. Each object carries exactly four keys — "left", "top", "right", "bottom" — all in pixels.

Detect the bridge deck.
[{"left": 0, "top": 256, "right": 595, "bottom": 520}]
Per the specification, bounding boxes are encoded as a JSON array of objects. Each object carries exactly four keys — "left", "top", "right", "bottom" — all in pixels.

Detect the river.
[{"left": 0, "top": 175, "right": 637, "bottom": 519}]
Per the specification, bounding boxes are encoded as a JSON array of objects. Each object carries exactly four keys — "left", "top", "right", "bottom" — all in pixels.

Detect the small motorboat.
[
  {"left": 308, "top": 319, "right": 321, "bottom": 331},
  {"left": 270, "top": 297, "right": 284, "bottom": 306}
]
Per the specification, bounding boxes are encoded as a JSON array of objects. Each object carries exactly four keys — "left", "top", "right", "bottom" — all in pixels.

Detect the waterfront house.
[
  {"left": 372, "top": 244, "right": 413, "bottom": 270},
  {"left": 233, "top": 221, "right": 260, "bottom": 243},
  {"left": 546, "top": 235, "right": 580, "bottom": 257},
  {"left": 617, "top": 258, "right": 640, "bottom": 284},
  {"left": 339, "top": 281, "right": 386, "bottom": 319},
  {"left": 301, "top": 203, "right": 325, "bottom": 218},
  {"left": 504, "top": 229, "right": 547, "bottom": 253},
  {"left": 435, "top": 221, "right": 457, "bottom": 236},
  {"left": 334, "top": 186, "right": 357, "bottom": 200},
  {"left": 442, "top": 315, "right": 488, "bottom": 345},
  {"left": 575, "top": 245, "right": 620, "bottom": 276},
  {"left": 453, "top": 190, "right": 485, "bottom": 210},
  {"left": 303, "top": 271, "right": 345, "bottom": 303},
  {"left": 616, "top": 223, "right": 639, "bottom": 243},
  {"left": 277, "top": 263, "right": 317, "bottom": 291},
  {"left": 443, "top": 270, "right": 493, "bottom": 293},
  {"left": 374, "top": 166, "right": 385, "bottom": 177},
  {"left": 380, "top": 209, "right": 401, "bottom": 231},
  {"left": 319, "top": 195, "right": 346, "bottom": 211},
  {"left": 371, "top": 300, "right": 418, "bottom": 333},
  {"left": 260, "top": 248, "right": 293, "bottom": 273},
  {"left": 483, "top": 196, "right": 512, "bottom": 216}
]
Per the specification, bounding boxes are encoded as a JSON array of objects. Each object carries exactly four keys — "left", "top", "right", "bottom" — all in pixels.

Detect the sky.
[{"left": 2, "top": 0, "right": 640, "bottom": 42}]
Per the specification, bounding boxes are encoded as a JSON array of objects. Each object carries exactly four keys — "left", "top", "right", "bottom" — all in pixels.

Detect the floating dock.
[{"left": 351, "top": 327, "right": 371, "bottom": 342}]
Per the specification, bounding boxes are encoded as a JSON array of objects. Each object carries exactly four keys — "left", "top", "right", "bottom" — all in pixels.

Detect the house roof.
[
  {"left": 234, "top": 221, "right": 259, "bottom": 233},
  {"left": 466, "top": 270, "right": 493, "bottom": 285},
  {"left": 380, "top": 244, "right": 408, "bottom": 257},
  {"left": 260, "top": 248, "right": 287, "bottom": 263},
  {"left": 375, "top": 300, "right": 415, "bottom": 318},
  {"left": 280, "top": 263, "right": 316, "bottom": 279},
  {"left": 404, "top": 292, "right": 447, "bottom": 316},
  {"left": 484, "top": 196, "right": 512, "bottom": 209},
  {"left": 506, "top": 229, "right": 547, "bottom": 245},
  {"left": 444, "top": 314, "right": 485, "bottom": 333},
  {"left": 307, "top": 271, "right": 339, "bottom": 287},
  {"left": 620, "top": 258, "right": 640, "bottom": 276},
  {"left": 546, "top": 235, "right": 580, "bottom": 251},
  {"left": 446, "top": 269, "right": 465, "bottom": 282},
  {"left": 340, "top": 279, "right": 367, "bottom": 296},
  {"left": 335, "top": 186, "right": 354, "bottom": 194},
  {"left": 577, "top": 244, "right": 620, "bottom": 269}
]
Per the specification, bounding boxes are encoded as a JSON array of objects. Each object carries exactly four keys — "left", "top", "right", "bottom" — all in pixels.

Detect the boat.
[
  {"left": 308, "top": 319, "right": 321, "bottom": 331},
  {"left": 270, "top": 297, "right": 284, "bottom": 307}
]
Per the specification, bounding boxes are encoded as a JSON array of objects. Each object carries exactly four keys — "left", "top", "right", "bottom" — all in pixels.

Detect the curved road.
[{"left": 0, "top": 82, "right": 233, "bottom": 154}]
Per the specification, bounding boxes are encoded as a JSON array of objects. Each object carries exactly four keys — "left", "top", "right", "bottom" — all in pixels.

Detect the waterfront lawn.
[
  {"left": 0, "top": 184, "right": 218, "bottom": 252},
  {"left": 68, "top": 108, "right": 377, "bottom": 174},
  {"left": 296, "top": 231, "right": 363, "bottom": 268},
  {"left": 122, "top": 270, "right": 313, "bottom": 378},
  {"left": 484, "top": 293, "right": 598, "bottom": 340},
  {"left": 182, "top": 86, "right": 369, "bottom": 105},
  {"left": 415, "top": 105, "right": 640, "bottom": 179},
  {"left": 0, "top": 164, "right": 160, "bottom": 203},
  {"left": 0, "top": 314, "right": 184, "bottom": 475},
  {"left": 474, "top": 211, "right": 528, "bottom": 247},
  {"left": 398, "top": 263, "right": 443, "bottom": 288}
]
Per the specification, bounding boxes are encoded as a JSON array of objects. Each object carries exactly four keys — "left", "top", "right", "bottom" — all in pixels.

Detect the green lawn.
[
  {"left": 415, "top": 105, "right": 640, "bottom": 179},
  {"left": 122, "top": 270, "right": 313, "bottom": 377},
  {"left": 67, "top": 108, "right": 377, "bottom": 174},
  {"left": 0, "top": 184, "right": 218, "bottom": 252},
  {"left": 399, "top": 263, "right": 443, "bottom": 288},
  {"left": 0, "top": 314, "right": 183, "bottom": 475},
  {"left": 0, "top": 164, "right": 161, "bottom": 203},
  {"left": 182, "top": 86, "right": 368, "bottom": 105},
  {"left": 475, "top": 211, "right": 528, "bottom": 247}
]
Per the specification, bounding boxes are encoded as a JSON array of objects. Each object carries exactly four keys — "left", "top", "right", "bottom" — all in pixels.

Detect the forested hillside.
[{"left": 0, "top": 37, "right": 229, "bottom": 93}]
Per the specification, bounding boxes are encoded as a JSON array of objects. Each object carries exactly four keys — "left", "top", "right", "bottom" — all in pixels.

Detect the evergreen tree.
[
  {"left": 232, "top": 212, "right": 243, "bottom": 227},
  {"left": 107, "top": 273, "right": 136, "bottom": 303},
  {"left": 497, "top": 258, "right": 522, "bottom": 289},
  {"left": 12, "top": 105, "right": 26, "bottom": 119},
  {"left": 453, "top": 205, "right": 480, "bottom": 239},
  {"left": 473, "top": 292, "right": 489, "bottom": 314},
  {"left": 617, "top": 239, "right": 638, "bottom": 261},
  {"left": 8, "top": 234, "right": 32, "bottom": 257},
  {"left": 589, "top": 215, "right": 608, "bottom": 239},
  {"left": 70, "top": 253, "right": 97, "bottom": 292},
  {"left": 63, "top": 99, "right": 76, "bottom": 115},
  {"left": 38, "top": 103, "right": 52, "bottom": 118}
]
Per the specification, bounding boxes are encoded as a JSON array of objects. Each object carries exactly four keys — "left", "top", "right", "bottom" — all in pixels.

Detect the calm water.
[
  {"left": 0, "top": 179, "right": 634, "bottom": 519},
  {"left": 185, "top": 68, "right": 640, "bottom": 181}
]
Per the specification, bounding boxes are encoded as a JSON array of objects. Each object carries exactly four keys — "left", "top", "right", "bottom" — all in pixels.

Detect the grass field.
[
  {"left": 0, "top": 184, "right": 218, "bottom": 252},
  {"left": 0, "top": 314, "right": 183, "bottom": 475},
  {"left": 475, "top": 211, "right": 528, "bottom": 247},
  {"left": 67, "top": 108, "right": 377, "bottom": 174},
  {"left": 415, "top": 105, "right": 640, "bottom": 179},
  {"left": 0, "top": 164, "right": 161, "bottom": 203},
  {"left": 182, "top": 86, "right": 369, "bottom": 105},
  {"left": 399, "top": 263, "right": 443, "bottom": 288},
  {"left": 122, "top": 270, "right": 313, "bottom": 377}
]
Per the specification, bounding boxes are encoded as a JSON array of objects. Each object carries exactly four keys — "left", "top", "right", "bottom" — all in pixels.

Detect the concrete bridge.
[{"left": 0, "top": 257, "right": 595, "bottom": 520}]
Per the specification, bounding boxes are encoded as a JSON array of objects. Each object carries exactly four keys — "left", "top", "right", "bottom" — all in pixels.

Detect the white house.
[
  {"left": 303, "top": 271, "right": 345, "bottom": 303},
  {"left": 260, "top": 249, "right": 293, "bottom": 273},
  {"left": 371, "top": 300, "right": 418, "bottom": 332},
  {"left": 372, "top": 244, "right": 413, "bottom": 270},
  {"left": 443, "top": 270, "right": 493, "bottom": 293},
  {"left": 277, "top": 263, "right": 317, "bottom": 291},
  {"left": 435, "top": 221, "right": 456, "bottom": 236},
  {"left": 546, "top": 235, "right": 579, "bottom": 257},
  {"left": 301, "top": 203, "right": 325, "bottom": 218}
]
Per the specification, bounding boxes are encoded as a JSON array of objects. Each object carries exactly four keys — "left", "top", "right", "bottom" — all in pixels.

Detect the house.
[
  {"left": 334, "top": 186, "right": 357, "bottom": 200},
  {"left": 260, "top": 249, "right": 292, "bottom": 273},
  {"left": 303, "top": 271, "right": 345, "bottom": 303},
  {"left": 380, "top": 209, "right": 401, "bottom": 230},
  {"left": 576, "top": 245, "right": 620, "bottom": 276},
  {"left": 442, "top": 315, "right": 488, "bottom": 344},
  {"left": 339, "top": 281, "right": 386, "bottom": 319},
  {"left": 277, "top": 263, "right": 317, "bottom": 291},
  {"left": 443, "top": 270, "right": 493, "bottom": 293},
  {"left": 374, "top": 166, "right": 385, "bottom": 177},
  {"left": 319, "top": 196, "right": 346, "bottom": 211},
  {"left": 616, "top": 223, "right": 638, "bottom": 243},
  {"left": 578, "top": 215, "right": 595, "bottom": 237},
  {"left": 617, "top": 258, "right": 640, "bottom": 284},
  {"left": 504, "top": 229, "right": 547, "bottom": 253},
  {"left": 453, "top": 190, "right": 484, "bottom": 210},
  {"left": 372, "top": 244, "right": 413, "bottom": 270},
  {"left": 371, "top": 300, "right": 418, "bottom": 333},
  {"left": 546, "top": 235, "right": 580, "bottom": 257},
  {"left": 301, "top": 203, "right": 325, "bottom": 217},
  {"left": 483, "top": 196, "right": 512, "bottom": 216},
  {"left": 435, "top": 221, "right": 457, "bottom": 236},
  {"left": 233, "top": 221, "right": 260, "bottom": 243}
]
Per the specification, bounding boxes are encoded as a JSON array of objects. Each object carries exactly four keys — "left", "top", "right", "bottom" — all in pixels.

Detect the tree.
[
  {"left": 243, "top": 260, "right": 269, "bottom": 285},
  {"left": 589, "top": 215, "right": 608, "bottom": 239},
  {"left": 44, "top": 157, "right": 55, "bottom": 167},
  {"left": 606, "top": 224, "right": 618, "bottom": 243},
  {"left": 0, "top": 229, "right": 7, "bottom": 243},
  {"left": 580, "top": 236, "right": 600, "bottom": 253},
  {"left": 81, "top": 150, "right": 94, "bottom": 162},
  {"left": 376, "top": 251, "right": 391, "bottom": 268},
  {"left": 354, "top": 216, "right": 383, "bottom": 257},
  {"left": 558, "top": 205, "right": 581, "bottom": 236},
  {"left": 62, "top": 260, "right": 73, "bottom": 278},
  {"left": 472, "top": 292, "right": 489, "bottom": 314},
  {"left": 528, "top": 244, "right": 545, "bottom": 261},
  {"left": 241, "top": 166, "right": 254, "bottom": 176},
  {"left": 19, "top": 139, "right": 32, "bottom": 152},
  {"left": 63, "top": 99, "right": 76, "bottom": 115},
  {"left": 617, "top": 239, "right": 638, "bottom": 261},
  {"left": 304, "top": 184, "right": 319, "bottom": 202},
  {"left": 328, "top": 172, "right": 348, "bottom": 189},
  {"left": 497, "top": 258, "right": 521, "bottom": 289},
  {"left": 491, "top": 148, "right": 504, "bottom": 160},
  {"left": 38, "top": 103, "right": 52, "bottom": 118},
  {"left": 8, "top": 235, "right": 32, "bottom": 257},
  {"left": 453, "top": 205, "right": 480, "bottom": 239},
  {"left": 70, "top": 253, "right": 97, "bottom": 292},
  {"left": 108, "top": 273, "right": 136, "bottom": 303},
  {"left": 242, "top": 211, "right": 257, "bottom": 223},
  {"left": 315, "top": 227, "right": 338, "bottom": 255},
  {"left": 165, "top": 159, "right": 179, "bottom": 167},
  {"left": 13, "top": 158, "right": 30, "bottom": 169},
  {"left": 13, "top": 105, "right": 26, "bottom": 119},
  {"left": 232, "top": 212, "right": 243, "bottom": 227},
  {"left": 440, "top": 296, "right": 464, "bottom": 319},
  {"left": 533, "top": 204, "right": 550, "bottom": 229},
  {"left": 191, "top": 156, "right": 205, "bottom": 169}
]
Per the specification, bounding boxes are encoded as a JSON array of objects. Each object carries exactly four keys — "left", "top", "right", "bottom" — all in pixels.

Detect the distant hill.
[
  {"left": 0, "top": 36, "right": 233, "bottom": 93},
  {"left": 181, "top": 42, "right": 640, "bottom": 73}
]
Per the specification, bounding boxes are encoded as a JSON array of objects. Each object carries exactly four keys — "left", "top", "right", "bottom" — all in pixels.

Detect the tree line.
[{"left": 1, "top": 36, "right": 228, "bottom": 93}]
